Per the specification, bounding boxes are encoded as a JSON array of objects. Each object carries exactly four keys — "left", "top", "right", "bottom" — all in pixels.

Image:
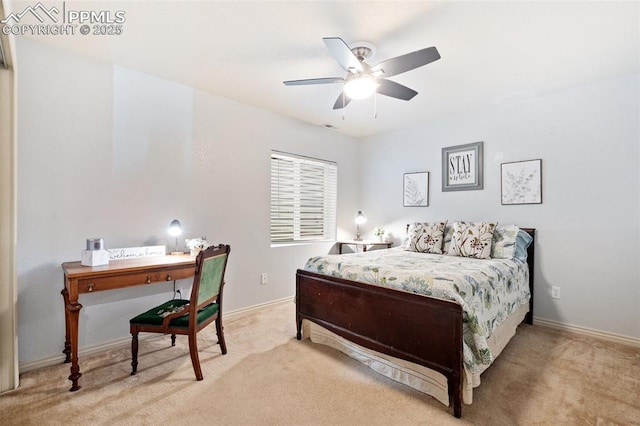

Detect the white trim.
[
  {"left": 534, "top": 317, "right": 640, "bottom": 348},
  {"left": 19, "top": 338, "right": 140, "bottom": 374},
  {"left": 19, "top": 296, "right": 294, "bottom": 374},
  {"left": 0, "top": 24, "right": 17, "bottom": 393},
  {"left": 225, "top": 296, "right": 293, "bottom": 320}
]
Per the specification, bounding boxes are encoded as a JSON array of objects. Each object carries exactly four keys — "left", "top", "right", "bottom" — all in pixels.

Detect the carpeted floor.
[{"left": 1, "top": 301, "right": 638, "bottom": 425}]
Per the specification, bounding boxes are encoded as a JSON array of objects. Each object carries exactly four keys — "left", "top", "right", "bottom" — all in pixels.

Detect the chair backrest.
[{"left": 190, "top": 244, "right": 231, "bottom": 310}]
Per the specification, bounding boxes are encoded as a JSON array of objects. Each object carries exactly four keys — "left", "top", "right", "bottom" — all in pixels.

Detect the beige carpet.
[{"left": 1, "top": 301, "right": 638, "bottom": 425}]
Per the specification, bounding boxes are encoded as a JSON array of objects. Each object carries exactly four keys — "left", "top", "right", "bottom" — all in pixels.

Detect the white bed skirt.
[{"left": 302, "top": 303, "right": 529, "bottom": 407}]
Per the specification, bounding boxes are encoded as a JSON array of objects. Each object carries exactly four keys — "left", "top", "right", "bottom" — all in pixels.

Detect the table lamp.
[
  {"left": 355, "top": 211, "right": 366, "bottom": 241},
  {"left": 168, "top": 219, "right": 182, "bottom": 255}
]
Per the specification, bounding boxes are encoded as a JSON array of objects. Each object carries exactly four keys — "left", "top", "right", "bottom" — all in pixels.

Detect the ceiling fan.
[{"left": 284, "top": 37, "right": 440, "bottom": 110}]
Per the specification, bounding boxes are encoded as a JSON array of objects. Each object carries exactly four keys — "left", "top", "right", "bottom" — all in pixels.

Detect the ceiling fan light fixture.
[
  {"left": 344, "top": 74, "right": 378, "bottom": 100},
  {"left": 284, "top": 37, "right": 440, "bottom": 110}
]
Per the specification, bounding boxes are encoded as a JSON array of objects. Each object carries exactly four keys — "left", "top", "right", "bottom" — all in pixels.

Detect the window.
[{"left": 270, "top": 151, "right": 337, "bottom": 243}]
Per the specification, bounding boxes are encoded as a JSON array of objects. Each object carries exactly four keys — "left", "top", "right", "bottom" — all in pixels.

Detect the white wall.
[
  {"left": 359, "top": 73, "right": 640, "bottom": 339},
  {"left": 16, "top": 34, "right": 639, "bottom": 368},
  {"left": 15, "top": 37, "right": 360, "bottom": 364}
]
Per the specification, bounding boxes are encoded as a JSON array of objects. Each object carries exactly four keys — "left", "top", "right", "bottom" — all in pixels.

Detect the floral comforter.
[{"left": 303, "top": 248, "right": 530, "bottom": 374}]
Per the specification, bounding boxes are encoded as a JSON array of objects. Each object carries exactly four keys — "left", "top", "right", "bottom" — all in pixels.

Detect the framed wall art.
[
  {"left": 403, "top": 172, "right": 429, "bottom": 207},
  {"left": 501, "top": 159, "right": 542, "bottom": 205},
  {"left": 442, "top": 141, "right": 484, "bottom": 191}
]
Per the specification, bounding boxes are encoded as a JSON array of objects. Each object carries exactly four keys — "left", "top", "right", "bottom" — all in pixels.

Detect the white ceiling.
[{"left": 7, "top": 0, "right": 640, "bottom": 137}]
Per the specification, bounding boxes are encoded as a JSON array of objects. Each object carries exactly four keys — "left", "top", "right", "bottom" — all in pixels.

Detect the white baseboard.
[
  {"left": 534, "top": 316, "right": 640, "bottom": 348},
  {"left": 19, "top": 296, "right": 294, "bottom": 374},
  {"left": 225, "top": 296, "right": 293, "bottom": 320}
]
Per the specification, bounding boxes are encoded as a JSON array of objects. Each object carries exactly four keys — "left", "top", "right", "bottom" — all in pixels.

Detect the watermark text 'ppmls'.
[{"left": 1, "top": 2, "right": 126, "bottom": 36}]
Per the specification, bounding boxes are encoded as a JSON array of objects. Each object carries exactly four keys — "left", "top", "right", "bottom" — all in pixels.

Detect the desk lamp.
[
  {"left": 354, "top": 211, "right": 366, "bottom": 241},
  {"left": 168, "top": 219, "right": 182, "bottom": 255}
]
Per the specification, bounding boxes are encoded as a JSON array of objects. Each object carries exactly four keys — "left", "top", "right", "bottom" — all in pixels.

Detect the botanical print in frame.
[
  {"left": 403, "top": 172, "right": 429, "bottom": 207},
  {"left": 501, "top": 159, "right": 542, "bottom": 205},
  {"left": 442, "top": 141, "right": 484, "bottom": 191}
]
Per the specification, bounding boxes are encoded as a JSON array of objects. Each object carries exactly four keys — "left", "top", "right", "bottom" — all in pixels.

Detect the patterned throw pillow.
[
  {"left": 448, "top": 221, "right": 497, "bottom": 259},
  {"left": 491, "top": 225, "right": 520, "bottom": 259},
  {"left": 405, "top": 221, "right": 448, "bottom": 254}
]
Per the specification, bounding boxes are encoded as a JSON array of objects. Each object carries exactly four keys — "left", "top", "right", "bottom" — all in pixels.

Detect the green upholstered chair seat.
[{"left": 130, "top": 299, "right": 220, "bottom": 328}]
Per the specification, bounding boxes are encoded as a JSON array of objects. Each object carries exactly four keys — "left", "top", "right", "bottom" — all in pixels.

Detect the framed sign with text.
[{"left": 441, "top": 141, "right": 484, "bottom": 191}]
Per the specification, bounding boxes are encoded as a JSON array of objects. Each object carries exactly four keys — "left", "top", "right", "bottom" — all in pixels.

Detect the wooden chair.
[{"left": 130, "top": 244, "right": 231, "bottom": 380}]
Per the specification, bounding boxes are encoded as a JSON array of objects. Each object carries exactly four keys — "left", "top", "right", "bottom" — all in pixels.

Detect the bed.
[{"left": 295, "top": 225, "right": 535, "bottom": 418}]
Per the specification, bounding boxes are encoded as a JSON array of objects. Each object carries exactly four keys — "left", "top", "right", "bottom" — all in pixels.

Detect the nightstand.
[{"left": 337, "top": 240, "right": 393, "bottom": 254}]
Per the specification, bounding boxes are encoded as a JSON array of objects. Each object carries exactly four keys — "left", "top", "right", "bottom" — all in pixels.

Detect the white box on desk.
[{"left": 81, "top": 249, "right": 110, "bottom": 266}]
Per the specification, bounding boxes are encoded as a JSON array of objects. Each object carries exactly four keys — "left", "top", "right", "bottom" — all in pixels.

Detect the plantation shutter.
[{"left": 270, "top": 152, "right": 337, "bottom": 243}]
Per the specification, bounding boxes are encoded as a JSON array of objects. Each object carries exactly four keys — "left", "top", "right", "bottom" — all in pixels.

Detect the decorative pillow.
[
  {"left": 490, "top": 225, "right": 519, "bottom": 259},
  {"left": 514, "top": 229, "right": 533, "bottom": 262},
  {"left": 405, "top": 221, "right": 448, "bottom": 254},
  {"left": 441, "top": 223, "right": 455, "bottom": 254},
  {"left": 401, "top": 223, "right": 434, "bottom": 249},
  {"left": 447, "top": 221, "right": 497, "bottom": 259}
]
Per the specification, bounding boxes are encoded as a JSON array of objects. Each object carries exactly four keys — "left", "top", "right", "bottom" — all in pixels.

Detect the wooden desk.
[
  {"left": 61, "top": 255, "right": 196, "bottom": 391},
  {"left": 337, "top": 240, "right": 393, "bottom": 254}
]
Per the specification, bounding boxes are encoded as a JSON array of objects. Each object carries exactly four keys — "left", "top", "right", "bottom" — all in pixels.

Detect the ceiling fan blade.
[
  {"left": 376, "top": 79, "right": 418, "bottom": 100},
  {"left": 284, "top": 77, "right": 344, "bottom": 86},
  {"left": 370, "top": 46, "right": 440, "bottom": 78},
  {"left": 323, "top": 37, "right": 363, "bottom": 73},
  {"left": 332, "top": 92, "right": 352, "bottom": 110}
]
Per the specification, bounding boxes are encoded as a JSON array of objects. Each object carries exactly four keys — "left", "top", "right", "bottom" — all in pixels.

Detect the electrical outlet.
[
  {"left": 551, "top": 286, "right": 560, "bottom": 300},
  {"left": 260, "top": 273, "right": 268, "bottom": 285}
]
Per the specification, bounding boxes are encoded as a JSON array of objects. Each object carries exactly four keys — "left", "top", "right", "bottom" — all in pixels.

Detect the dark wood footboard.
[
  {"left": 296, "top": 269, "right": 464, "bottom": 417},
  {"left": 296, "top": 228, "right": 535, "bottom": 418}
]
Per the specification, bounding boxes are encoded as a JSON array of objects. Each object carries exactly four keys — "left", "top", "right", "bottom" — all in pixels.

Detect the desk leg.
[
  {"left": 61, "top": 288, "right": 71, "bottom": 363},
  {"left": 65, "top": 297, "right": 83, "bottom": 391}
]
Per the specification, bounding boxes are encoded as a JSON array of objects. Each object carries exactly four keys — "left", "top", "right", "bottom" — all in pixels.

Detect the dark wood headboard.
[{"left": 519, "top": 228, "right": 535, "bottom": 324}]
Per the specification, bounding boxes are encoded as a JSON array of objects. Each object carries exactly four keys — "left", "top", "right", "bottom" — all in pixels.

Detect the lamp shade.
[
  {"left": 355, "top": 211, "right": 367, "bottom": 225},
  {"left": 168, "top": 219, "right": 182, "bottom": 237}
]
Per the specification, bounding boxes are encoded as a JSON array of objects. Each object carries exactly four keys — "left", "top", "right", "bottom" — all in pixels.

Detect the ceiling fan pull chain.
[
  {"left": 374, "top": 91, "right": 378, "bottom": 119},
  {"left": 342, "top": 90, "right": 346, "bottom": 120}
]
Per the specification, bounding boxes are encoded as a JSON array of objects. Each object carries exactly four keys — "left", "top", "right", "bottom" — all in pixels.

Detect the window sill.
[{"left": 270, "top": 240, "right": 335, "bottom": 248}]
